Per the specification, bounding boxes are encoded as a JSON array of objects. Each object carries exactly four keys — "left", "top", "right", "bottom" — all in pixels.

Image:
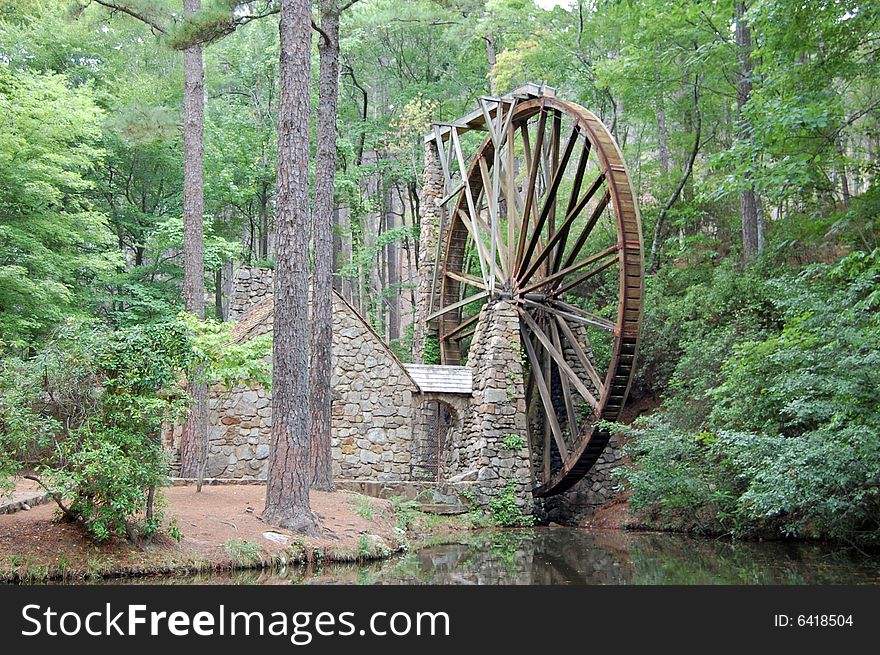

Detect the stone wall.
[
  {"left": 229, "top": 266, "right": 274, "bottom": 320},
  {"left": 330, "top": 294, "right": 421, "bottom": 481},
  {"left": 544, "top": 434, "right": 625, "bottom": 523},
  {"left": 175, "top": 268, "right": 423, "bottom": 482},
  {"left": 411, "top": 142, "right": 444, "bottom": 364},
  {"left": 444, "top": 300, "right": 534, "bottom": 512}
]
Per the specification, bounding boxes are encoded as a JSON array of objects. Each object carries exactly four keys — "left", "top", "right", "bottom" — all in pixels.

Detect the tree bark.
[
  {"left": 178, "top": 0, "right": 208, "bottom": 490},
  {"left": 309, "top": 3, "right": 339, "bottom": 492},
  {"left": 264, "top": 0, "right": 318, "bottom": 534},
  {"left": 735, "top": 1, "right": 760, "bottom": 260}
]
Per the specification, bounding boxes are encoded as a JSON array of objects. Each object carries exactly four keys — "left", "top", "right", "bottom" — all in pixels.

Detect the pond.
[{"left": 110, "top": 528, "right": 880, "bottom": 585}]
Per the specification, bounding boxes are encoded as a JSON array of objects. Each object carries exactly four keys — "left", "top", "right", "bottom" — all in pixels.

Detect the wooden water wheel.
[{"left": 426, "top": 86, "right": 643, "bottom": 497}]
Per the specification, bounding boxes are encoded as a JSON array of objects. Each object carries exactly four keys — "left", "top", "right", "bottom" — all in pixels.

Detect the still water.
[{"left": 134, "top": 529, "right": 880, "bottom": 585}]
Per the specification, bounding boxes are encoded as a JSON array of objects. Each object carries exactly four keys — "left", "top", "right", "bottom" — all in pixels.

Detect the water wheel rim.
[{"left": 436, "top": 96, "right": 644, "bottom": 497}]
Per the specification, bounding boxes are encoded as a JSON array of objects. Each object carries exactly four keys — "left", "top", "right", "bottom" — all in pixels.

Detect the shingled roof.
[{"left": 403, "top": 364, "right": 472, "bottom": 394}]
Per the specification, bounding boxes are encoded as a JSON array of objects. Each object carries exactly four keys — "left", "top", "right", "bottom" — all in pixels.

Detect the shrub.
[
  {"left": 487, "top": 485, "right": 535, "bottom": 528},
  {"left": 622, "top": 250, "right": 880, "bottom": 544},
  {"left": 0, "top": 314, "right": 271, "bottom": 542}
]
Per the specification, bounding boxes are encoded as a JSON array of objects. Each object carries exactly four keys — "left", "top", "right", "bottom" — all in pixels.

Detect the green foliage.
[
  {"left": 422, "top": 336, "right": 441, "bottom": 365},
  {"left": 486, "top": 485, "right": 535, "bottom": 528},
  {"left": 501, "top": 433, "right": 525, "bottom": 451},
  {"left": 389, "top": 323, "right": 414, "bottom": 363},
  {"left": 0, "top": 313, "right": 270, "bottom": 542},
  {"left": 351, "top": 495, "right": 375, "bottom": 520},
  {"left": 0, "top": 66, "right": 116, "bottom": 343},
  {"left": 5, "top": 319, "right": 190, "bottom": 541},
  {"left": 624, "top": 250, "right": 880, "bottom": 544},
  {"left": 224, "top": 539, "right": 262, "bottom": 565}
]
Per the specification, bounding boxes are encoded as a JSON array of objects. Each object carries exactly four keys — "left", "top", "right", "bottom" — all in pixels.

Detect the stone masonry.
[
  {"left": 411, "top": 142, "right": 444, "bottom": 364},
  {"left": 170, "top": 266, "right": 423, "bottom": 482},
  {"left": 444, "top": 300, "right": 533, "bottom": 511}
]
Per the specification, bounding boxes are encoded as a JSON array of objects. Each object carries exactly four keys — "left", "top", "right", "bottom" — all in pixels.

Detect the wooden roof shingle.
[{"left": 403, "top": 364, "right": 473, "bottom": 394}]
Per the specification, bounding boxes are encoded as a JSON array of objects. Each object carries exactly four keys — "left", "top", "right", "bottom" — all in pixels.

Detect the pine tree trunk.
[
  {"left": 264, "top": 0, "right": 318, "bottom": 535},
  {"left": 178, "top": 0, "right": 208, "bottom": 490},
  {"left": 309, "top": 4, "right": 339, "bottom": 492},
  {"left": 736, "top": 1, "right": 760, "bottom": 260}
]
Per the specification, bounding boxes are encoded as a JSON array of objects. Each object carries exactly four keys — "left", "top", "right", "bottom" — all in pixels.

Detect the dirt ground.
[{"left": 0, "top": 484, "right": 412, "bottom": 582}]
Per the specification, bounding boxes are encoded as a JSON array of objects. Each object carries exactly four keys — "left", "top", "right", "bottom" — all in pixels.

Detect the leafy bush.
[
  {"left": 0, "top": 314, "right": 270, "bottom": 542},
  {"left": 622, "top": 250, "right": 880, "bottom": 544},
  {"left": 487, "top": 485, "right": 535, "bottom": 528},
  {"left": 502, "top": 433, "right": 525, "bottom": 450}
]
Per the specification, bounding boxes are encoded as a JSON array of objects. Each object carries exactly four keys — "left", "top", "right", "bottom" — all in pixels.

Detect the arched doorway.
[{"left": 413, "top": 399, "right": 457, "bottom": 481}]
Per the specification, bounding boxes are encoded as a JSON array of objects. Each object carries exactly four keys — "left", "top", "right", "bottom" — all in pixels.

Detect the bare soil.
[{"left": 0, "top": 485, "right": 417, "bottom": 582}]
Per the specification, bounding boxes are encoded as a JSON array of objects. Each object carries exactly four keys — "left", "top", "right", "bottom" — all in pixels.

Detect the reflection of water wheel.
[{"left": 428, "top": 89, "right": 643, "bottom": 497}]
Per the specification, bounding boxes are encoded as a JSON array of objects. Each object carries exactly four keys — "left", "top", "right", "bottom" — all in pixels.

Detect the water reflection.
[{"left": 99, "top": 529, "right": 880, "bottom": 585}]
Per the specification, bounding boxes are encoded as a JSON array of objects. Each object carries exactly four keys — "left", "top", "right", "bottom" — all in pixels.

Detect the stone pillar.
[
  {"left": 455, "top": 300, "right": 534, "bottom": 513},
  {"left": 229, "top": 266, "right": 274, "bottom": 320},
  {"left": 412, "top": 141, "right": 444, "bottom": 363}
]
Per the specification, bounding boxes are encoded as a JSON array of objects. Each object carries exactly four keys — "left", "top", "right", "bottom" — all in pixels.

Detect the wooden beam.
[
  {"left": 550, "top": 253, "right": 619, "bottom": 299},
  {"left": 552, "top": 136, "right": 592, "bottom": 273},
  {"left": 514, "top": 106, "right": 547, "bottom": 271},
  {"left": 550, "top": 316, "right": 580, "bottom": 442},
  {"left": 520, "top": 322, "right": 569, "bottom": 461},
  {"left": 524, "top": 297, "right": 614, "bottom": 335},
  {"left": 443, "top": 312, "right": 480, "bottom": 340},
  {"left": 451, "top": 128, "right": 489, "bottom": 286},
  {"left": 559, "top": 190, "right": 611, "bottom": 274},
  {"left": 426, "top": 290, "right": 489, "bottom": 322},
  {"left": 519, "top": 308, "right": 600, "bottom": 411},
  {"left": 517, "top": 172, "right": 605, "bottom": 286},
  {"left": 516, "top": 124, "right": 579, "bottom": 281},
  {"left": 521, "top": 243, "right": 619, "bottom": 295},
  {"left": 445, "top": 269, "right": 486, "bottom": 289},
  {"left": 554, "top": 313, "right": 606, "bottom": 395}
]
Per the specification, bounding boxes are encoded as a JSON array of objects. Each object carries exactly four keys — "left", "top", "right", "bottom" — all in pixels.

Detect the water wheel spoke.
[
  {"left": 477, "top": 155, "right": 510, "bottom": 278},
  {"left": 553, "top": 313, "right": 606, "bottom": 395},
  {"left": 541, "top": 319, "right": 553, "bottom": 480},
  {"left": 524, "top": 297, "right": 614, "bottom": 340},
  {"left": 557, "top": 189, "right": 611, "bottom": 275},
  {"left": 514, "top": 107, "right": 548, "bottom": 272},
  {"left": 427, "top": 289, "right": 489, "bottom": 322},
  {"left": 550, "top": 299, "right": 616, "bottom": 334},
  {"left": 550, "top": 137, "right": 592, "bottom": 274},
  {"left": 455, "top": 209, "right": 500, "bottom": 286},
  {"left": 444, "top": 312, "right": 481, "bottom": 340},
  {"left": 518, "top": 171, "right": 606, "bottom": 287},
  {"left": 521, "top": 243, "right": 619, "bottom": 295},
  {"left": 516, "top": 123, "right": 580, "bottom": 281},
  {"left": 549, "top": 316, "right": 580, "bottom": 442},
  {"left": 451, "top": 127, "right": 490, "bottom": 285},
  {"left": 444, "top": 269, "right": 486, "bottom": 290},
  {"left": 518, "top": 307, "right": 600, "bottom": 412},
  {"left": 519, "top": 321, "right": 569, "bottom": 462},
  {"left": 550, "top": 251, "right": 620, "bottom": 299}
]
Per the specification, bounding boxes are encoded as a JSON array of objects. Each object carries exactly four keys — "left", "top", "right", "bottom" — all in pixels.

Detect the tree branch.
[
  {"left": 22, "top": 475, "right": 77, "bottom": 522},
  {"left": 89, "top": 0, "right": 168, "bottom": 34},
  {"left": 648, "top": 74, "right": 703, "bottom": 274}
]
